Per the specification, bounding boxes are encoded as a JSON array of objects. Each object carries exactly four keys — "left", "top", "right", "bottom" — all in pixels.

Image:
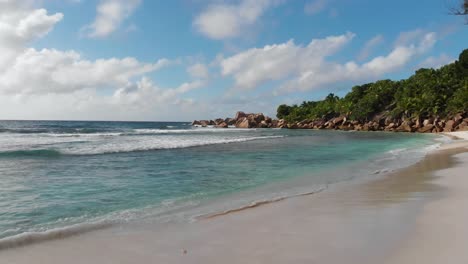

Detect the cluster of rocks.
[
  {"left": 282, "top": 112, "right": 468, "bottom": 133},
  {"left": 191, "top": 111, "right": 280, "bottom": 129},
  {"left": 192, "top": 111, "right": 468, "bottom": 133}
]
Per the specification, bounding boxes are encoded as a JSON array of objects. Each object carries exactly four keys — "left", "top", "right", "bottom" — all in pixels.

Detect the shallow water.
[{"left": 0, "top": 120, "right": 439, "bottom": 241}]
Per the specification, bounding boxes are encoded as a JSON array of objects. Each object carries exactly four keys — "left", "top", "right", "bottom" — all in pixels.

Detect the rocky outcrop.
[
  {"left": 191, "top": 111, "right": 467, "bottom": 133},
  {"left": 235, "top": 111, "right": 247, "bottom": 120},
  {"left": 444, "top": 120, "right": 456, "bottom": 132},
  {"left": 192, "top": 111, "right": 276, "bottom": 129},
  {"left": 225, "top": 118, "right": 236, "bottom": 126},
  {"left": 215, "top": 122, "right": 228, "bottom": 128},
  {"left": 200, "top": 120, "right": 210, "bottom": 127},
  {"left": 418, "top": 124, "right": 434, "bottom": 133},
  {"left": 395, "top": 120, "right": 415, "bottom": 132},
  {"left": 235, "top": 118, "right": 253, "bottom": 128}
]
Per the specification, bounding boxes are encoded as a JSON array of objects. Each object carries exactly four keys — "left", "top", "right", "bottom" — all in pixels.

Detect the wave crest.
[{"left": 0, "top": 135, "right": 285, "bottom": 157}]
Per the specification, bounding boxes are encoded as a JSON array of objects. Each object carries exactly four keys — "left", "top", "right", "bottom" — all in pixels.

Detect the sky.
[{"left": 0, "top": 0, "right": 466, "bottom": 121}]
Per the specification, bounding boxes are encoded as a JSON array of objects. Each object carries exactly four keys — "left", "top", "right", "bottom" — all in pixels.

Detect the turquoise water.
[{"left": 0, "top": 121, "right": 438, "bottom": 241}]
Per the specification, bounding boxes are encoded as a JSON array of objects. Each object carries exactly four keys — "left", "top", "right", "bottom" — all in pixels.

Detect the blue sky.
[{"left": 0, "top": 0, "right": 466, "bottom": 121}]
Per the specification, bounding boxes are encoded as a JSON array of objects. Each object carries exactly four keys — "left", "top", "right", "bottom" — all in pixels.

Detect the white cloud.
[
  {"left": 304, "top": 0, "right": 328, "bottom": 15},
  {"left": 357, "top": 34, "right": 384, "bottom": 61},
  {"left": 0, "top": 1, "right": 207, "bottom": 121},
  {"left": 221, "top": 32, "right": 355, "bottom": 90},
  {"left": 84, "top": 0, "right": 141, "bottom": 38},
  {"left": 193, "top": 0, "right": 283, "bottom": 40},
  {"left": 187, "top": 63, "right": 209, "bottom": 79},
  {"left": 0, "top": 48, "right": 170, "bottom": 95},
  {"left": 219, "top": 31, "right": 437, "bottom": 94},
  {"left": 418, "top": 54, "right": 455, "bottom": 69},
  {"left": 0, "top": 1, "right": 63, "bottom": 68}
]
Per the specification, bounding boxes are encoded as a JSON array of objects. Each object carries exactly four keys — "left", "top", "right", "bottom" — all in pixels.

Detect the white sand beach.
[{"left": 1, "top": 132, "right": 468, "bottom": 264}]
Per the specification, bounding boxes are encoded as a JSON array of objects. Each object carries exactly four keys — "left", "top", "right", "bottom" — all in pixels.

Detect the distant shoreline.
[{"left": 192, "top": 111, "right": 468, "bottom": 133}]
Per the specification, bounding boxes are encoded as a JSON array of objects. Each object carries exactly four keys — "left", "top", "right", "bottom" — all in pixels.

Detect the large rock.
[
  {"left": 361, "top": 123, "right": 370, "bottom": 131},
  {"left": 215, "top": 122, "right": 228, "bottom": 128},
  {"left": 444, "top": 120, "right": 455, "bottom": 132},
  {"left": 259, "top": 120, "right": 269, "bottom": 128},
  {"left": 287, "top": 122, "right": 299, "bottom": 129},
  {"left": 371, "top": 121, "right": 381, "bottom": 131},
  {"left": 373, "top": 116, "right": 386, "bottom": 127},
  {"left": 454, "top": 113, "right": 464, "bottom": 123},
  {"left": 214, "top": 118, "right": 225, "bottom": 125},
  {"left": 235, "top": 111, "right": 247, "bottom": 121},
  {"left": 252, "top": 113, "right": 265, "bottom": 123},
  {"left": 326, "top": 121, "right": 335, "bottom": 129},
  {"left": 384, "top": 117, "right": 393, "bottom": 126},
  {"left": 418, "top": 124, "right": 434, "bottom": 133},
  {"left": 414, "top": 117, "right": 423, "bottom": 128},
  {"left": 396, "top": 121, "right": 414, "bottom": 132},
  {"left": 423, "top": 118, "right": 434, "bottom": 127},
  {"left": 332, "top": 116, "right": 346, "bottom": 125},
  {"left": 436, "top": 120, "right": 446, "bottom": 129},
  {"left": 277, "top": 119, "right": 286, "bottom": 128},
  {"left": 386, "top": 122, "right": 397, "bottom": 129},
  {"left": 235, "top": 117, "right": 256, "bottom": 128},
  {"left": 225, "top": 118, "right": 236, "bottom": 126},
  {"left": 200, "top": 120, "right": 210, "bottom": 127},
  {"left": 191, "top": 120, "right": 201, "bottom": 126},
  {"left": 457, "top": 121, "right": 468, "bottom": 131},
  {"left": 453, "top": 116, "right": 463, "bottom": 127},
  {"left": 312, "top": 120, "right": 325, "bottom": 129}
]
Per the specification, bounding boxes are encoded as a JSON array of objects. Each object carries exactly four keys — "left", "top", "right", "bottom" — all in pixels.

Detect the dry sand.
[{"left": 1, "top": 132, "right": 467, "bottom": 264}]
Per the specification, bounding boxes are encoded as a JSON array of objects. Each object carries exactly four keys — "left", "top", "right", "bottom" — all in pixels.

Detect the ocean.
[{"left": 0, "top": 120, "right": 441, "bottom": 245}]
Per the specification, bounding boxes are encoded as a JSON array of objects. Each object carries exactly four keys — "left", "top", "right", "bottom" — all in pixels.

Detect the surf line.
[{"left": 197, "top": 186, "right": 327, "bottom": 220}]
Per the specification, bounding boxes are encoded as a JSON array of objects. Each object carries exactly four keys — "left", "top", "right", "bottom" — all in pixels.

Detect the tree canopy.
[{"left": 277, "top": 49, "right": 468, "bottom": 122}]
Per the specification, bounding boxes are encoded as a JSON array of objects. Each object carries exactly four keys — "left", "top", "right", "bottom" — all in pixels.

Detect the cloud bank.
[{"left": 219, "top": 31, "right": 436, "bottom": 94}]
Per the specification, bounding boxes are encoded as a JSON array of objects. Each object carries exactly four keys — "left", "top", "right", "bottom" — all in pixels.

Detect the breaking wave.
[{"left": 0, "top": 135, "right": 284, "bottom": 157}]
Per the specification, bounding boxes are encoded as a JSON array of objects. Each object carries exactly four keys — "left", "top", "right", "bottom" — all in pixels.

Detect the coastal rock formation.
[
  {"left": 418, "top": 124, "right": 434, "bottom": 133},
  {"left": 200, "top": 120, "right": 210, "bottom": 127},
  {"left": 192, "top": 111, "right": 468, "bottom": 133},
  {"left": 235, "top": 111, "right": 247, "bottom": 120},
  {"left": 235, "top": 118, "right": 252, "bottom": 128},
  {"left": 215, "top": 122, "right": 228, "bottom": 128}
]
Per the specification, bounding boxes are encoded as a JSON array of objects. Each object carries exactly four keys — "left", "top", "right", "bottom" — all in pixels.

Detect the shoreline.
[
  {"left": 0, "top": 130, "right": 435, "bottom": 250},
  {"left": 1, "top": 132, "right": 467, "bottom": 263}
]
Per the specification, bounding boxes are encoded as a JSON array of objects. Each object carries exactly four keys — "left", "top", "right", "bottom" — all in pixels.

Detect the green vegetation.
[{"left": 277, "top": 49, "right": 468, "bottom": 122}]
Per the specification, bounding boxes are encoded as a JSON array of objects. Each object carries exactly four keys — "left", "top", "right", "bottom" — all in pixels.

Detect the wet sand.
[
  {"left": 1, "top": 134, "right": 467, "bottom": 264},
  {"left": 385, "top": 153, "right": 468, "bottom": 263}
]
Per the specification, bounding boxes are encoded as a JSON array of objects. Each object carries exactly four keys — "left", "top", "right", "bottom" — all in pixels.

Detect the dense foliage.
[{"left": 277, "top": 49, "right": 468, "bottom": 122}]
